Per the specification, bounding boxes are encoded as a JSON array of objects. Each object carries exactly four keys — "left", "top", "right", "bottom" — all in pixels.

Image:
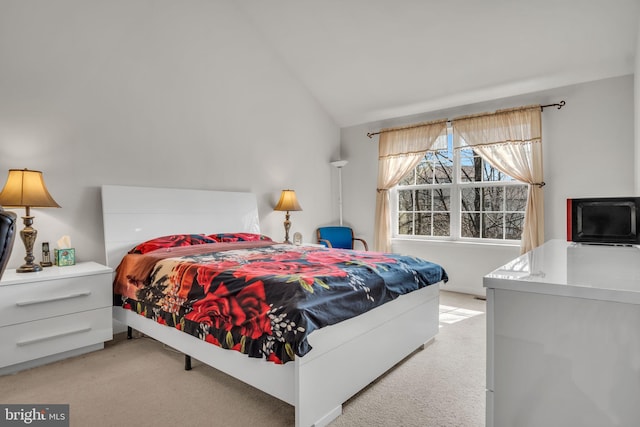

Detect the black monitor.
[{"left": 567, "top": 197, "right": 640, "bottom": 245}]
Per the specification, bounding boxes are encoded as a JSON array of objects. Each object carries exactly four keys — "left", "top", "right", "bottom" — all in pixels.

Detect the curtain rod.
[{"left": 366, "top": 100, "right": 566, "bottom": 139}]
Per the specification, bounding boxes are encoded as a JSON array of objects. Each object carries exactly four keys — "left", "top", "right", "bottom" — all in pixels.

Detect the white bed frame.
[{"left": 101, "top": 184, "right": 440, "bottom": 427}]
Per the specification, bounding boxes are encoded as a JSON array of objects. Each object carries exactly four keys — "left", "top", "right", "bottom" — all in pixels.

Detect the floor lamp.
[{"left": 330, "top": 160, "right": 348, "bottom": 226}]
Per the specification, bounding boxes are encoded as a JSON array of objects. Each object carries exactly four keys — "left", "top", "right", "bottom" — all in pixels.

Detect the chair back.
[
  {"left": 317, "top": 226, "right": 354, "bottom": 249},
  {"left": 0, "top": 208, "right": 17, "bottom": 280}
]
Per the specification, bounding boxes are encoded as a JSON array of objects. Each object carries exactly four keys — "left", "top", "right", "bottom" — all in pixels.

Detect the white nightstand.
[{"left": 0, "top": 262, "right": 113, "bottom": 375}]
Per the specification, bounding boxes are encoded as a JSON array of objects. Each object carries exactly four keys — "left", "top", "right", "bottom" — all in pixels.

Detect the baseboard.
[{"left": 0, "top": 343, "right": 104, "bottom": 376}]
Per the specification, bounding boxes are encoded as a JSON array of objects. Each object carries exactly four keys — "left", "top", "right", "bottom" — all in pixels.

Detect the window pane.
[
  {"left": 505, "top": 212, "right": 525, "bottom": 239},
  {"left": 415, "top": 189, "right": 431, "bottom": 211},
  {"left": 415, "top": 161, "right": 432, "bottom": 185},
  {"left": 432, "top": 152, "right": 453, "bottom": 184},
  {"left": 461, "top": 187, "right": 481, "bottom": 212},
  {"left": 461, "top": 213, "right": 481, "bottom": 238},
  {"left": 398, "top": 213, "right": 413, "bottom": 235},
  {"left": 482, "top": 213, "right": 504, "bottom": 239},
  {"left": 433, "top": 188, "right": 450, "bottom": 211},
  {"left": 433, "top": 213, "right": 450, "bottom": 236},
  {"left": 460, "top": 151, "right": 519, "bottom": 183},
  {"left": 459, "top": 149, "right": 474, "bottom": 182},
  {"left": 460, "top": 149, "right": 483, "bottom": 182},
  {"left": 483, "top": 187, "right": 504, "bottom": 211},
  {"left": 415, "top": 213, "right": 431, "bottom": 235},
  {"left": 505, "top": 185, "right": 528, "bottom": 211},
  {"left": 399, "top": 169, "right": 415, "bottom": 186},
  {"left": 398, "top": 190, "right": 413, "bottom": 211},
  {"left": 483, "top": 161, "right": 517, "bottom": 182}
]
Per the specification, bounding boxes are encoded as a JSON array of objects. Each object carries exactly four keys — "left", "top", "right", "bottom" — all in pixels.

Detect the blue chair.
[{"left": 316, "top": 226, "right": 368, "bottom": 250}]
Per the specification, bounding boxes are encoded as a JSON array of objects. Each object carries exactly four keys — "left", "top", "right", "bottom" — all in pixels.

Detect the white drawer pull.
[
  {"left": 15, "top": 291, "right": 92, "bottom": 307},
  {"left": 16, "top": 326, "right": 92, "bottom": 346}
]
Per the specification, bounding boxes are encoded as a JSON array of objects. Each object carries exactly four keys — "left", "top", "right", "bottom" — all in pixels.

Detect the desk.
[{"left": 484, "top": 239, "right": 640, "bottom": 427}]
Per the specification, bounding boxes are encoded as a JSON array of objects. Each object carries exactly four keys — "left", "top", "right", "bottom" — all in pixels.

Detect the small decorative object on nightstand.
[
  {"left": 293, "top": 232, "right": 302, "bottom": 245},
  {"left": 53, "top": 235, "right": 75, "bottom": 266},
  {"left": 40, "top": 242, "right": 52, "bottom": 267},
  {"left": 55, "top": 248, "right": 75, "bottom": 266}
]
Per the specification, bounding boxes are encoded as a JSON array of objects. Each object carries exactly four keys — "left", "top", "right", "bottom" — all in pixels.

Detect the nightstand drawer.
[
  {"left": 0, "top": 274, "right": 111, "bottom": 327},
  {"left": 0, "top": 307, "right": 112, "bottom": 369}
]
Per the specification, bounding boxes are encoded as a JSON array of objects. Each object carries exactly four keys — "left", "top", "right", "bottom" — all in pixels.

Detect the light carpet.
[{"left": 0, "top": 291, "right": 486, "bottom": 427}]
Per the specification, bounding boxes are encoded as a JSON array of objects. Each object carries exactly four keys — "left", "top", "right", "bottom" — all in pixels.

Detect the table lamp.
[
  {"left": 0, "top": 169, "right": 60, "bottom": 273},
  {"left": 274, "top": 189, "right": 302, "bottom": 244}
]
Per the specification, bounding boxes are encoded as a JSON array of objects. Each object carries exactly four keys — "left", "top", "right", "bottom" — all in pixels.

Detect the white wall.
[
  {"left": 341, "top": 75, "right": 635, "bottom": 296},
  {"left": 636, "top": 20, "right": 640, "bottom": 193},
  {"left": 0, "top": 0, "right": 340, "bottom": 270}
]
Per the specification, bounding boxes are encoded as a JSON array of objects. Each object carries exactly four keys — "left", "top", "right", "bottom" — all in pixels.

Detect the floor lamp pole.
[{"left": 330, "top": 160, "right": 348, "bottom": 226}]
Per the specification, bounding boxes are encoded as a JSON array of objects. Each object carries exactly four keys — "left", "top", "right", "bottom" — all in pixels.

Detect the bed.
[{"left": 101, "top": 184, "right": 447, "bottom": 427}]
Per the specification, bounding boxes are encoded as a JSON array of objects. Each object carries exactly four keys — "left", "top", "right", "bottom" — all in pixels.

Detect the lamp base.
[
  {"left": 282, "top": 212, "right": 292, "bottom": 245},
  {"left": 16, "top": 215, "right": 41, "bottom": 273},
  {"left": 17, "top": 263, "right": 43, "bottom": 273}
]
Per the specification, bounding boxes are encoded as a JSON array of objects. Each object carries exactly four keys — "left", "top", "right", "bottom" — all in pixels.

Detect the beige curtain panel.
[
  {"left": 452, "top": 106, "right": 544, "bottom": 253},
  {"left": 374, "top": 120, "right": 448, "bottom": 252}
]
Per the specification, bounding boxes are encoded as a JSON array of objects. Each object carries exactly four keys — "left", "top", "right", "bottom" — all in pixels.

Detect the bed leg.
[
  {"left": 127, "top": 327, "right": 132, "bottom": 340},
  {"left": 184, "top": 355, "right": 192, "bottom": 371}
]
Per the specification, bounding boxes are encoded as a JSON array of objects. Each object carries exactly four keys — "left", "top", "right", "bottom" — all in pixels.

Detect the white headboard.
[{"left": 101, "top": 185, "right": 260, "bottom": 270}]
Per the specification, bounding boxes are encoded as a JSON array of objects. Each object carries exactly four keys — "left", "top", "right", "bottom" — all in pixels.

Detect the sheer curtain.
[
  {"left": 451, "top": 106, "right": 544, "bottom": 253},
  {"left": 374, "top": 120, "right": 448, "bottom": 252}
]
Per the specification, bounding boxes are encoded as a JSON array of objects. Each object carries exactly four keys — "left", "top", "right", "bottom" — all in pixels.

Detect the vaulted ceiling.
[{"left": 237, "top": 0, "right": 640, "bottom": 127}]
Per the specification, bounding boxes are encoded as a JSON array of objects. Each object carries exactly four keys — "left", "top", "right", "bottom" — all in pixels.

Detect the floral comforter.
[{"left": 114, "top": 242, "right": 448, "bottom": 364}]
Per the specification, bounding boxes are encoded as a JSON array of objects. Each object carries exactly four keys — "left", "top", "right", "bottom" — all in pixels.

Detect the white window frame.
[{"left": 391, "top": 129, "right": 527, "bottom": 245}]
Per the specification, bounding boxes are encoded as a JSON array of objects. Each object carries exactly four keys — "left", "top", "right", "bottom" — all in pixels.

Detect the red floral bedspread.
[{"left": 114, "top": 242, "right": 448, "bottom": 364}]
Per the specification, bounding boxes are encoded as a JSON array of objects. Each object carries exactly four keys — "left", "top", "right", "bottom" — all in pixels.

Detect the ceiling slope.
[{"left": 237, "top": 0, "right": 639, "bottom": 127}]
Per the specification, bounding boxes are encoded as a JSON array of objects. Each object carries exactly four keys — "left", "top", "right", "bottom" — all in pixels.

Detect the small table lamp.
[
  {"left": 0, "top": 169, "right": 60, "bottom": 273},
  {"left": 274, "top": 189, "right": 302, "bottom": 244}
]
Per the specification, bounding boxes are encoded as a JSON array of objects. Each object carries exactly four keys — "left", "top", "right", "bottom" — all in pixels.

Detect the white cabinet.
[
  {"left": 0, "top": 262, "right": 113, "bottom": 375},
  {"left": 484, "top": 240, "right": 640, "bottom": 427}
]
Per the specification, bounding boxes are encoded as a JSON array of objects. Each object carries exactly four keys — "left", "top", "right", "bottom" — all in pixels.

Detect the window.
[{"left": 394, "top": 129, "right": 528, "bottom": 242}]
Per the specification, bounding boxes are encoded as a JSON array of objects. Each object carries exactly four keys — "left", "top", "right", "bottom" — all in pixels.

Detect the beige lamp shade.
[
  {"left": 274, "top": 189, "right": 302, "bottom": 212},
  {"left": 0, "top": 169, "right": 60, "bottom": 208}
]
